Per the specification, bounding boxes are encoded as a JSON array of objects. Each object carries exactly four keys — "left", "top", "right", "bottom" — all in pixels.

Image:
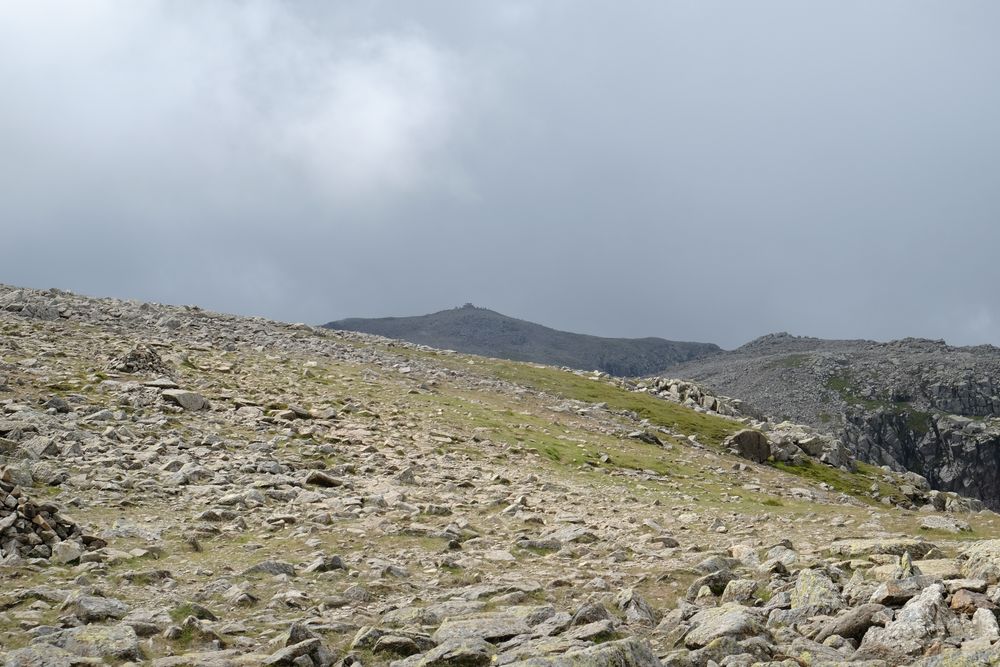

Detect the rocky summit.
[
  {"left": 323, "top": 305, "right": 721, "bottom": 378},
  {"left": 6, "top": 283, "right": 1000, "bottom": 666}
]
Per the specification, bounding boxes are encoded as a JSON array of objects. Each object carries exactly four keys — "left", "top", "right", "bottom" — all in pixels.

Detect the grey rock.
[
  {"left": 69, "top": 595, "right": 130, "bottom": 623},
  {"left": 31, "top": 624, "right": 142, "bottom": 661},
  {"left": 161, "top": 389, "right": 210, "bottom": 411},
  {"left": 504, "top": 637, "right": 662, "bottom": 666},
  {"left": 724, "top": 429, "right": 770, "bottom": 463},
  {"left": 684, "top": 604, "right": 767, "bottom": 648},
  {"left": 854, "top": 583, "right": 959, "bottom": 663},
  {"left": 415, "top": 637, "right": 496, "bottom": 666}
]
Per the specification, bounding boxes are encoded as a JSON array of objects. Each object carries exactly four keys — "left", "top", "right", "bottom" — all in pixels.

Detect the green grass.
[
  {"left": 772, "top": 459, "right": 904, "bottom": 505},
  {"left": 483, "top": 361, "right": 740, "bottom": 446},
  {"left": 825, "top": 374, "right": 934, "bottom": 434},
  {"left": 770, "top": 354, "right": 811, "bottom": 369}
]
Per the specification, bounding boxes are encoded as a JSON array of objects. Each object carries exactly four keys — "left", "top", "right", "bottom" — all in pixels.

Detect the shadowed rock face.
[
  {"left": 323, "top": 305, "right": 721, "bottom": 377},
  {"left": 673, "top": 333, "right": 1000, "bottom": 509}
]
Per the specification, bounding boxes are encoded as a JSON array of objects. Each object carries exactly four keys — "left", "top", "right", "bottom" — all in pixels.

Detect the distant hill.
[{"left": 322, "top": 304, "right": 721, "bottom": 377}]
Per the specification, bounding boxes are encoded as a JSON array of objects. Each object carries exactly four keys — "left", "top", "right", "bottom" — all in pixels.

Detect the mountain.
[
  {"left": 3, "top": 284, "right": 1000, "bottom": 665},
  {"left": 670, "top": 332, "right": 1000, "bottom": 508},
  {"left": 323, "top": 304, "right": 721, "bottom": 377}
]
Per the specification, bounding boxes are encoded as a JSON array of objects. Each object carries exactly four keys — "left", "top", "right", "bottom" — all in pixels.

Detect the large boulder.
[
  {"left": 724, "top": 430, "right": 770, "bottom": 464},
  {"left": 684, "top": 604, "right": 767, "bottom": 648},
  {"left": 790, "top": 568, "right": 844, "bottom": 613},
  {"left": 854, "top": 583, "right": 960, "bottom": 664},
  {"left": 505, "top": 637, "right": 662, "bottom": 666},
  {"left": 828, "top": 538, "right": 936, "bottom": 559},
  {"left": 961, "top": 540, "right": 1000, "bottom": 583},
  {"left": 161, "top": 389, "right": 210, "bottom": 411},
  {"left": 31, "top": 624, "right": 142, "bottom": 662}
]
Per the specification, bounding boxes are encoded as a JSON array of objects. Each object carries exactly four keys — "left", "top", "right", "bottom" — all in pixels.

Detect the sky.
[{"left": 2, "top": 1, "right": 999, "bottom": 349}]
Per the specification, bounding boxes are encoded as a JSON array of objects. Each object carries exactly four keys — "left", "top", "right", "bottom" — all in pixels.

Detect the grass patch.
[
  {"left": 483, "top": 361, "right": 739, "bottom": 446},
  {"left": 772, "top": 459, "right": 904, "bottom": 505},
  {"left": 771, "top": 354, "right": 811, "bottom": 369}
]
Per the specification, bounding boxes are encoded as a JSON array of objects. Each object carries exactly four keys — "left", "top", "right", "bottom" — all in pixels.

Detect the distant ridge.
[{"left": 322, "top": 304, "right": 721, "bottom": 377}]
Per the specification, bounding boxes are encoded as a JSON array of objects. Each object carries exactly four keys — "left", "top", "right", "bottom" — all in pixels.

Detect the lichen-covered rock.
[
  {"left": 790, "top": 569, "right": 844, "bottom": 613},
  {"left": 828, "top": 538, "right": 936, "bottom": 559},
  {"left": 684, "top": 604, "right": 767, "bottom": 649},
  {"left": 854, "top": 584, "right": 960, "bottom": 664},
  {"left": 961, "top": 540, "right": 1000, "bottom": 583},
  {"left": 31, "top": 624, "right": 142, "bottom": 661},
  {"left": 505, "top": 637, "right": 662, "bottom": 666}
]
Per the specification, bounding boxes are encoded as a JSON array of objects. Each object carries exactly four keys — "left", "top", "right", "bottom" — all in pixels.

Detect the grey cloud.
[{"left": 2, "top": 1, "right": 999, "bottom": 348}]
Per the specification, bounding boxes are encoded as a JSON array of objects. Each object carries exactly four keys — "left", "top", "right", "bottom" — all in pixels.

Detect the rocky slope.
[
  {"left": 671, "top": 333, "right": 1000, "bottom": 510},
  {"left": 323, "top": 305, "right": 721, "bottom": 377},
  {"left": 3, "top": 285, "right": 1000, "bottom": 666}
]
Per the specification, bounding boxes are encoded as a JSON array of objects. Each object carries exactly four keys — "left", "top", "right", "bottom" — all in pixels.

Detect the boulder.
[
  {"left": 724, "top": 430, "right": 770, "bottom": 464},
  {"left": 961, "top": 540, "right": 1000, "bottom": 583},
  {"left": 161, "top": 389, "right": 210, "bottom": 411},
  {"left": 854, "top": 583, "right": 959, "bottom": 663},
  {"left": 31, "top": 624, "right": 142, "bottom": 662},
  {"left": 684, "top": 604, "right": 767, "bottom": 648}
]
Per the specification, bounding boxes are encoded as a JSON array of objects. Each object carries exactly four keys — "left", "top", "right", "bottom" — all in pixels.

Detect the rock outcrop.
[{"left": 672, "top": 333, "right": 1000, "bottom": 509}]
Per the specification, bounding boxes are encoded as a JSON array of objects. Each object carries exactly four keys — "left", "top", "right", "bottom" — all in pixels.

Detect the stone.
[
  {"left": 617, "top": 588, "right": 658, "bottom": 625},
  {"left": 504, "top": 637, "right": 662, "bottom": 666},
  {"left": 1, "top": 644, "right": 98, "bottom": 667},
  {"left": 854, "top": 584, "right": 959, "bottom": 663},
  {"left": 790, "top": 569, "right": 843, "bottom": 613},
  {"left": 304, "top": 471, "right": 344, "bottom": 488},
  {"left": 32, "top": 624, "right": 142, "bottom": 661},
  {"left": 50, "top": 540, "right": 84, "bottom": 565},
  {"left": 813, "top": 603, "right": 889, "bottom": 642},
  {"left": 432, "top": 615, "right": 532, "bottom": 644},
  {"left": 684, "top": 604, "right": 766, "bottom": 648},
  {"left": 869, "top": 575, "right": 941, "bottom": 606},
  {"left": 723, "top": 430, "right": 770, "bottom": 463},
  {"left": 263, "top": 638, "right": 321, "bottom": 666},
  {"left": 921, "top": 515, "right": 971, "bottom": 533},
  {"left": 161, "top": 389, "right": 210, "bottom": 411},
  {"left": 70, "top": 595, "right": 130, "bottom": 623},
  {"left": 961, "top": 540, "right": 1000, "bottom": 583},
  {"left": 415, "top": 637, "right": 496, "bottom": 666},
  {"left": 974, "top": 606, "right": 1000, "bottom": 640},
  {"left": 828, "top": 538, "right": 936, "bottom": 559},
  {"left": 243, "top": 560, "right": 296, "bottom": 577},
  {"left": 950, "top": 588, "right": 995, "bottom": 615},
  {"left": 720, "top": 579, "right": 760, "bottom": 606}
]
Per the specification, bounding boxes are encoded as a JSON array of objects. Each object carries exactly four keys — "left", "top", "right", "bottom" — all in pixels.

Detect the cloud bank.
[{"left": 2, "top": 1, "right": 999, "bottom": 348}]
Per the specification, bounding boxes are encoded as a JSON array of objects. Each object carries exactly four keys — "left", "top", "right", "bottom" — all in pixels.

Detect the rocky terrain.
[
  {"left": 672, "top": 333, "right": 1000, "bottom": 510},
  {"left": 323, "top": 305, "right": 721, "bottom": 378},
  {"left": 4, "top": 285, "right": 1000, "bottom": 666}
]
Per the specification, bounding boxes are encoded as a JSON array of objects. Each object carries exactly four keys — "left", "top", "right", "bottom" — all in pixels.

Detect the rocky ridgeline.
[
  {"left": 670, "top": 333, "right": 1000, "bottom": 510},
  {"left": 5, "top": 283, "right": 1000, "bottom": 666},
  {"left": 638, "top": 378, "right": 761, "bottom": 420}
]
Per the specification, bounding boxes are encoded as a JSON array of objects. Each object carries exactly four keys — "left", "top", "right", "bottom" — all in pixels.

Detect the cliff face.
[
  {"left": 672, "top": 334, "right": 1000, "bottom": 509},
  {"left": 846, "top": 410, "right": 1000, "bottom": 509}
]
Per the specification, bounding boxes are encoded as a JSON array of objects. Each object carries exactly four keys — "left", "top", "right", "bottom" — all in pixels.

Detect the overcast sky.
[{"left": 3, "top": 1, "right": 999, "bottom": 349}]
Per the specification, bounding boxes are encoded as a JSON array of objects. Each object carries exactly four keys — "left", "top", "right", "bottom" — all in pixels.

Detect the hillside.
[
  {"left": 3, "top": 285, "right": 1000, "bottom": 666},
  {"left": 323, "top": 305, "right": 721, "bottom": 377},
  {"left": 671, "top": 332, "right": 1000, "bottom": 508}
]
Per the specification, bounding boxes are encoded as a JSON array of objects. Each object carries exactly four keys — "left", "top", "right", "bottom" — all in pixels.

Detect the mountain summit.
[{"left": 323, "top": 304, "right": 721, "bottom": 377}]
